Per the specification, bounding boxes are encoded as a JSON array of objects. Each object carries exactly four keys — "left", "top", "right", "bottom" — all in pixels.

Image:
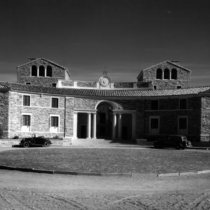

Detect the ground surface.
[
  {"left": 0, "top": 170, "right": 210, "bottom": 210},
  {"left": 0, "top": 147, "right": 210, "bottom": 173}
]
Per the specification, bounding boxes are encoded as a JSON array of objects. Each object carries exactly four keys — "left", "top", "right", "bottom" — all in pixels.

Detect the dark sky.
[{"left": 0, "top": 0, "right": 210, "bottom": 85}]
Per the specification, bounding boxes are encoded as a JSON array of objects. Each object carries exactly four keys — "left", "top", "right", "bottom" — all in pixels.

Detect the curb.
[{"left": 0, "top": 165, "right": 210, "bottom": 177}]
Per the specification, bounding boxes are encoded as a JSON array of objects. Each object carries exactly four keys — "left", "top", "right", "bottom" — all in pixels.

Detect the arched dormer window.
[
  {"left": 31, "top": 65, "right": 37, "bottom": 76},
  {"left": 39, "top": 65, "right": 45, "bottom": 77},
  {"left": 156, "top": 68, "right": 162, "bottom": 79},
  {"left": 47, "top": 66, "right": 52, "bottom": 77},
  {"left": 164, "top": 68, "right": 170, "bottom": 79},
  {"left": 171, "top": 68, "right": 177, "bottom": 79}
]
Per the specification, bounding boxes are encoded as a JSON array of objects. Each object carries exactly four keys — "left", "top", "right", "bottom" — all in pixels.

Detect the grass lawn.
[{"left": 0, "top": 148, "right": 210, "bottom": 173}]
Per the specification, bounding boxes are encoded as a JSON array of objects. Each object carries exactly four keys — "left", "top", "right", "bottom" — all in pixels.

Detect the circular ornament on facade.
[{"left": 99, "top": 76, "right": 110, "bottom": 87}]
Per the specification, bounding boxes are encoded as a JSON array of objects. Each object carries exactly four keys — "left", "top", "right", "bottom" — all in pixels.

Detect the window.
[
  {"left": 151, "top": 100, "right": 159, "bottom": 110},
  {"left": 51, "top": 116, "right": 59, "bottom": 127},
  {"left": 154, "top": 86, "right": 157, "bottom": 90},
  {"left": 31, "top": 65, "right": 37, "bottom": 76},
  {"left": 52, "top": 83, "right": 56, "bottom": 87},
  {"left": 23, "top": 95, "right": 30, "bottom": 106},
  {"left": 156, "top": 68, "right": 162, "bottom": 79},
  {"left": 177, "top": 86, "right": 182, "bottom": 89},
  {"left": 179, "top": 99, "right": 187, "bottom": 109},
  {"left": 178, "top": 117, "right": 188, "bottom": 135},
  {"left": 150, "top": 117, "right": 159, "bottom": 134},
  {"left": 23, "top": 115, "right": 31, "bottom": 126},
  {"left": 26, "top": 83, "right": 31, "bottom": 85},
  {"left": 47, "top": 66, "right": 52, "bottom": 77},
  {"left": 171, "top": 69, "right": 177, "bottom": 79},
  {"left": 164, "top": 68, "right": 170, "bottom": 79},
  {"left": 52, "top": 98, "right": 58, "bottom": 108},
  {"left": 39, "top": 65, "right": 45, "bottom": 77}
]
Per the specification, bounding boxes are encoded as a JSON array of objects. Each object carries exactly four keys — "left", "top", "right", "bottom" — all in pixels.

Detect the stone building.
[{"left": 0, "top": 58, "right": 210, "bottom": 143}]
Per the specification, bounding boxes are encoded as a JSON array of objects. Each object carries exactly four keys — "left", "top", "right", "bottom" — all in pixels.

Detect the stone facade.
[
  {"left": 0, "top": 92, "right": 9, "bottom": 138},
  {"left": 17, "top": 58, "right": 71, "bottom": 87},
  {"left": 1, "top": 58, "right": 210, "bottom": 143},
  {"left": 137, "top": 61, "right": 191, "bottom": 90}
]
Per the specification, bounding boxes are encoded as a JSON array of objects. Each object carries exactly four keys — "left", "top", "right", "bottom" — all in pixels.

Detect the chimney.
[{"left": 28, "top": 58, "right": 36, "bottom": 61}]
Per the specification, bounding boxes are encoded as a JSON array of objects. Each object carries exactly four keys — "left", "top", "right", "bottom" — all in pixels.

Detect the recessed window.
[
  {"left": 178, "top": 117, "right": 188, "bottom": 135},
  {"left": 51, "top": 116, "right": 59, "bottom": 127},
  {"left": 151, "top": 100, "right": 159, "bottom": 110},
  {"left": 154, "top": 86, "right": 157, "bottom": 90},
  {"left": 150, "top": 117, "right": 159, "bottom": 134},
  {"left": 23, "top": 115, "right": 31, "bottom": 126},
  {"left": 52, "top": 98, "right": 59, "bottom": 108},
  {"left": 39, "top": 65, "right": 45, "bottom": 77},
  {"left": 47, "top": 66, "right": 52, "bottom": 77},
  {"left": 164, "top": 68, "right": 170, "bottom": 79},
  {"left": 156, "top": 68, "right": 162, "bottom": 79},
  {"left": 23, "top": 95, "right": 30, "bottom": 106},
  {"left": 179, "top": 99, "right": 187, "bottom": 109},
  {"left": 52, "top": 83, "right": 56, "bottom": 87},
  {"left": 26, "top": 83, "right": 31, "bottom": 85},
  {"left": 177, "top": 86, "right": 182, "bottom": 89},
  {"left": 31, "top": 65, "right": 37, "bottom": 76},
  {"left": 171, "top": 68, "right": 177, "bottom": 79}
]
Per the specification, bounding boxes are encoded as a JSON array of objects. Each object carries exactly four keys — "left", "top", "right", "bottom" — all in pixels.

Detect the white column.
[
  {"left": 112, "top": 113, "right": 117, "bottom": 139},
  {"left": 93, "top": 113, "right": 97, "bottom": 139},
  {"left": 87, "top": 113, "right": 91, "bottom": 139},
  {"left": 118, "top": 114, "right": 122, "bottom": 139},
  {"left": 132, "top": 113, "right": 136, "bottom": 139},
  {"left": 73, "top": 112, "right": 78, "bottom": 139}
]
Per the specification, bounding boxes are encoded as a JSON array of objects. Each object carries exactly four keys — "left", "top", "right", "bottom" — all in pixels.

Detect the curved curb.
[{"left": 0, "top": 165, "right": 210, "bottom": 177}]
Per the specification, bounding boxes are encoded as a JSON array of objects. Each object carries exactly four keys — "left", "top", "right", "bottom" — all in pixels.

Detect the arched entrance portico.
[{"left": 73, "top": 100, "right": 136, "bottom": 141}]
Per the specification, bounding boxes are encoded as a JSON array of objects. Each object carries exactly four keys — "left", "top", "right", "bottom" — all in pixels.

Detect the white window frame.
[
  {"left": 178, "top": 116, "right": 188, "bottom": 135},
  {"left": 21, "top": 113, "right": 32, "bottom": 132},
  {"left": 51, "top": 97, "right": 59, "bottom": 108},
  {"left": 149, "top": 116, "right": 160, "bottom": 134},
  {"left": 23, "top": 94, "right": 31, "bottom": 106},
  {"left": 50, "top": 115, "right": 60, "bottom": 133}
]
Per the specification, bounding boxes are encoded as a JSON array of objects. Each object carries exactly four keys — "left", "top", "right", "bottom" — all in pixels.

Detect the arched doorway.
[{"left": 97, "top": 102, "right": 113, "bottom": 139}]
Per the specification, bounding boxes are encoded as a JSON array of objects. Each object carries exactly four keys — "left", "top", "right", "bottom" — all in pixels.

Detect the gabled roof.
[
  {"left": 1, "top": 82, "right": 210, "bottom": 98},
  {"left": 17, "top": 58, "right": 71, "bottom": 78},
  {"left": 137, "top": 60, "right": 191, "bottom": 80}
]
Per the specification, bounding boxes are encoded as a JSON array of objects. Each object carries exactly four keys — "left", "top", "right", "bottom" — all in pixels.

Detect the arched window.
[
  {"left": 47, "top": 66, "right": 52, "bottom": 77},
  {"left": 164, "top": 68, "right": 170, "bottom": 79},
  {"left": 156, "top": 68, "right": 162, "bottom": 79},
  {"left": 39, "top": 65, "right": 45, "bottom": 77},
  {"left": 171, "top": 68, "right": 177, "bottom": 79},
  {"left": 31, "top": 65, "right": 37, "bottom": 76}
]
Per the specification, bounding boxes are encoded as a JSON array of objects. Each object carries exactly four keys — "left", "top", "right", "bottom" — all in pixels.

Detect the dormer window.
[
  {"left": 164, "top": 68, "right": 170, "bottom": 79},
  {"left": 31, "top": 65, "right": 37, "bottom": 76},
  {"left": 47, "top": 66, "right": 52, "bottom": 77},
  {"left": 156, "top": 68, "right": 162, "bottom": 79},
  {"left": 39, "top": 66, "right": 45, "bottom": 77},
  {"left": 171, "top": 69, "right": 177, "bottom": 79}
]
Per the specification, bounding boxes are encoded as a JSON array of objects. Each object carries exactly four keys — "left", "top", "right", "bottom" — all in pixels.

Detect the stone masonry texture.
[{"left": 17, "top": 59, "right": 69, "bottom": 87}]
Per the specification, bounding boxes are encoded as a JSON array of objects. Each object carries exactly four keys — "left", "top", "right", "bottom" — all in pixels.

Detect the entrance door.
[{"left": 81, "top": 125, "right": 87, "bottom": 138}]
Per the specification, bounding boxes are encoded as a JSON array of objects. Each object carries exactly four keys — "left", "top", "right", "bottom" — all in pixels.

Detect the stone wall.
[
  {"left": 61, "top": 80, "right": 74, "bottom": 87},
  {"left": 0, "top": 92, "right": 9, "bottom": 138},
  {"left": 200, "top": 97, "right": 210, "bottom": 141},
  {"left": 114, "top": 82, "right": 134, "bottom": 88},
  {"left": 17, "top": 59, "right": 68, "bottom": 87},
  {"left": 8, "top": 92, "right": 73, "bottom": 138},
  {"left": 139, "top": 62, "right": 191, "bottom": 89},
  {"left": 144, "top": 97, "right": 201, "bottom": 141}
]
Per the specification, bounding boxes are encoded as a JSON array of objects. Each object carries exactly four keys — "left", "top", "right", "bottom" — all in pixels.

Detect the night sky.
[{"left": 0, "top": 0, "right": 209, "bottom": 86}]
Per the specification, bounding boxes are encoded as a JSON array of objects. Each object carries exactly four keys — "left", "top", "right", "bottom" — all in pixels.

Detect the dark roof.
[{"left": 1, "top": 82, "right": 210, "bottom": 98}]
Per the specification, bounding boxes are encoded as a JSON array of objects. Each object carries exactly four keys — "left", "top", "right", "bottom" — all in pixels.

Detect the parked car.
[
  {"left": 154, "top": 135, "right": 192, "bottom": 149},
  {"left": 20, "top": 136, "right": 52, "bottom": 148}
]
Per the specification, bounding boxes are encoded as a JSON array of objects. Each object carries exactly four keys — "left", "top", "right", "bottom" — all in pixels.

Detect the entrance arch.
[{"left": 96, "top": 102, "right": 113, "bottom": 139}]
